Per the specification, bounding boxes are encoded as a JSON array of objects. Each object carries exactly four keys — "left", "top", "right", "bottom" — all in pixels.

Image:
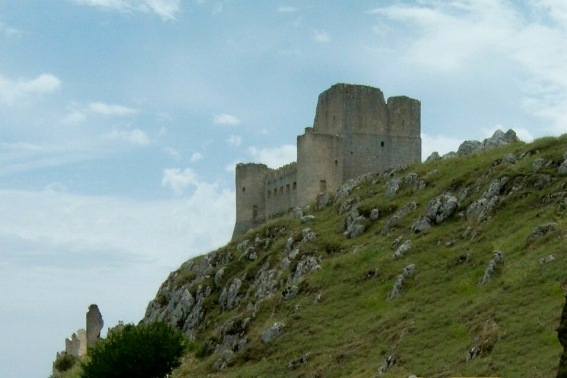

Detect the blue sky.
[{"left": 1, "top": 1, "right": 566, "bottom": 376}]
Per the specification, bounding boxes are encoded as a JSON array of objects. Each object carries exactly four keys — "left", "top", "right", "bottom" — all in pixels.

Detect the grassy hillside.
[{"left": 147, "top": 135, "right": 567, "bottom": 377}]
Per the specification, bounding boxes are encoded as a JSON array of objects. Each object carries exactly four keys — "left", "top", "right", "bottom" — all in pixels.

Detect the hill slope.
[{"left": 144, "top": 135, "right": 567, "bottom": 377}]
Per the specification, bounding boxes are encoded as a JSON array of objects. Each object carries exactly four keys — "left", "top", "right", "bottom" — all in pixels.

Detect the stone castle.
[{"left": 233, "top": 83, "right": 421, "bottom": 238}]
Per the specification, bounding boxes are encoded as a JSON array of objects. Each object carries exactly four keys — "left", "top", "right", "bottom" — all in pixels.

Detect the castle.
[{"left": 233, "top": 83, "right": 421, "bottom": 238}]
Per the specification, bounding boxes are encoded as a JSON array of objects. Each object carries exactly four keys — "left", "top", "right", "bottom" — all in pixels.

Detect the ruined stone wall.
[
  {"left": 297, "top": 129, "right": 343, "bottom": 207},
  {"left": 265, "top": 163, "right": 298, "bottom": 219},
  {"left": 313, "top": 84, "right": 389, "bottom": 135},
  {"left": 233, "top": 163, "right": 271, "bottom": 238},
  {"left": 232, "top": 83, "right": 421, "bottom": 238}
]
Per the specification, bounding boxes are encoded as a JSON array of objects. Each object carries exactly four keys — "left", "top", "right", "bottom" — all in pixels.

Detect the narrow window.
[
  {"left": 286, "top": 184, "right": 290, "bottom": 192},
  {"left": 293, "top": 182, "right": 297, "bottom": 190},
  {"left": 252, "top": 205, "right": 258, "bottom": 221},
  {"left": 319, "top": 179, "right": 327, "bottom": 193},
  {"left": 381, "top": 141, "right": 384, "bottom": 147},
  {"left": 242, "top": 187, "right": 246, "bottom": 192}
]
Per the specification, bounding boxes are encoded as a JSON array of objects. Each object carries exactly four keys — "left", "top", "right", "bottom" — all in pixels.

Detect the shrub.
[
  {"left": 81, "top": 321, "right": 187, "bottom": 378},
  {"left": 54, "top": 353, "right": 78, "bottom": 372}
]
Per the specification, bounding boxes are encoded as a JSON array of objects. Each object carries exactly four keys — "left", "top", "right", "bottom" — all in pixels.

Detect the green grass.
[{"left": 151, "top": 136, "right": 567, "bottom": 377}]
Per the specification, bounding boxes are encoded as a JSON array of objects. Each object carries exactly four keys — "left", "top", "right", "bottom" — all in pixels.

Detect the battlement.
[{"left": 232, "top": 83, "right": 421, "bottom": 238}]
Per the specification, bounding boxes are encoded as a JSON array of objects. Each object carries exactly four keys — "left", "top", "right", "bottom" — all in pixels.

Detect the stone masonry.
[
  {"left": 86, "top": 304, "right": 104, "bottom": 349},
  {"left": 233, "top": 83, "right": 421, "bottom": 238}
]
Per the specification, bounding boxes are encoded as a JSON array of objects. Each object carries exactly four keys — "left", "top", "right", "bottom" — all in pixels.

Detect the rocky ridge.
[{"left": 144, "top": 130, "right": 567, "bottom": 377}]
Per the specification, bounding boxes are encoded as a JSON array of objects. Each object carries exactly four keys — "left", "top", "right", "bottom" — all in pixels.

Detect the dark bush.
[
  {"left": 54, "top": 353, "right": 78, "bottom": 372},
  {"left": 81, "top": 321, "right": 187, "bottom": 378}
]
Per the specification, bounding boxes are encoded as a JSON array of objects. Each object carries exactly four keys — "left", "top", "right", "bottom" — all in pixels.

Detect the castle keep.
[{"left": 233, "top": 83, "right": 421, "bottom": 237}]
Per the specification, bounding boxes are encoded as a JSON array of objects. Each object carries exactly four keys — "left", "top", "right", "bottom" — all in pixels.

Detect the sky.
[{"left": 1, "top": 0, "right": 566, "bottom": 376}]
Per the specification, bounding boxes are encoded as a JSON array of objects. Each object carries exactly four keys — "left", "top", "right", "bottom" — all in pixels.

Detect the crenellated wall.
[{"left": 232, "top": 83, "right": 421, "bottom": 238}]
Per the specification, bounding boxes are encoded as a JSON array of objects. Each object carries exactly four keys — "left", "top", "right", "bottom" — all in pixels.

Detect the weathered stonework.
[
  {"left": 86, "top": 304, "right": 104, "bottom": 349},
  {"left": 233, "top": 83, "right": 421, "bottom": 238}
]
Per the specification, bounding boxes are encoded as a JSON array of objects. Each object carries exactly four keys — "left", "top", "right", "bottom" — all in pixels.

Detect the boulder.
[
  {"left": 392, "top": 240, "right": 412, "bottom": 260},
  {"left": 425, "top": 151, "right": 441, "bottom": 162},
  {"left": 426, "top": 194, "right": 459, "bottom": 224},
  {"left": 261, "top": 322, "right": 285, "bottom": 344},
  {"left": 478, "top": 251, "right": 504, "bottom": 286}
]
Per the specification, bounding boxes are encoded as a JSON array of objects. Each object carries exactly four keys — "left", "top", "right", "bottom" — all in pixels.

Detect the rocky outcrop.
[
  {"left": 427, "top": 129, "right": 520, "bottom": 160},
  {"left": 478, "top": 251, "right": 504, "bottom": 286}
]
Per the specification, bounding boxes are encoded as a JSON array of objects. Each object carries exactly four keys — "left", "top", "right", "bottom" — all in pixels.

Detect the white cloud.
[
  {"left": 62, "top": 101, "right": 138, "bottom": 124},
  {"left": 161, "top": 167, "right": 199, "bottom": 194},
  {"left": 224, "top": 159, "right": 243, "bottom": 173},
  {"left": 163, "top": 147, "right": 180, "bottom": 159},
  {"left": 190, "top": 152, "right": 204, "bottom": 162},
  {"left": 313, "top": 30, "right": 330, "bottom": 43},
  {"left": 105, "top": 129, "right": 150, "bottom": 146},
  {"left": 89, "top": 101, "right": 138, "bottom": 116},
  {"left": 248, "top": 144, "right": 296, "bottom": 168},
  {"left": 0, "top": 22, "right": 22, "bottom": 38},
  {"left": 70, "top": 0, "right": 181, "bottom": 20},
  {"left": 213, "top": 113, "right": 241, "bottom": 126},
  {"left": 369, "top": 0, "right": 567, "bottom": 133},
  {"left": 227, "top": 135, "right": 242, "bottom": 147},
  {"left": 277, "top": 6, "right": 298, "bottom": 13},
  {"left": 0, "top": 73, "right": 61, "bottom": 105}
]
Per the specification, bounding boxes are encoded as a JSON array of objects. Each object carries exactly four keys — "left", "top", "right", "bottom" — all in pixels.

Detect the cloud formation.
[
  {"left": 313, "top": 30, "right": 330, "bottom": 43},
  {"left": 213, "top": 113, "right": 241, "bottom": 126},
  {"left": 248, "top": 144, "right": 296, "bottom": 169},
  {"left": 369, "top": 0, "right": 567, "bottom": 133},
  {"left": 0, "top": 73, "right": 61, "bottom": 105},
  {"left": 227, "top": 135, "right": 242, "bottom": 147},
  {"left": 161, "top": 167, "right": 199, "bottom": 194},
  {"left": 70, "top": 0, "right": 181, "bottom": 20},
  {"left": 105, "top": 129, "right": 150, "bottom": 146}
]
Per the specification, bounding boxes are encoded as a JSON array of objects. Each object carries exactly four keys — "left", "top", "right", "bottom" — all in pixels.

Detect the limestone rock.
[
  {"left": 392, "top": 240, "right": 412, "bottom": 260},
  {"left": 503, "top": 153, "right": 517, "bottom": 164},
  {"left": 301, "top": 228, "right": 316, "bottom": 242},
  {"left": 386, "top": 177, "right": 401, "bottom": 196},
  {"left": 425, "top": 151, "right": 441, "bottom": 162},
  {"left": 388, "top": 264, "right": 415, "bottom": 300},
  {"left": 533, "top": 157, "right": 545, "bottom": 172},
  {"left": 370, "top": 208, "right": 380, "bottom": 221},
  {"left": 411, "top": 215, "right": 432, "bottom": 233},
  {"left": 458, "top": 140, "right": 483, "bottom": 156},
  {"left": 539, "top": 254, "right": 556, "bottom": 265},
  {"left": 291, "top": 255, "right": 321, "bottom": 283},
  {"left": 344, "top": 207, "right": 367, "bottom": 238},
  {"left": 559, "top": 160, "right": 567, "bottom": 176},
  {"left": 375, "top": 354, "right": 397, "bottom": 375},
  {"left": 426, "top": 194, "right": 459, "bottom": 224},
  {"left": 478, "top": 251, "right": 504, "bottom": 286},
  {"left": 261, "top": 322, "right": 285, "bottom": 344},
  {"left": 220, "top": 278, "right": 242, "bottom": 311},
  {"left": 316, "top": 191, "right": 330, "bottom": 209},
  {"left": 527, "top": 222, "right": 557, "bottom": 243},
  {"left": 300, "top": 215, "right": 316, "bottom": 223}
]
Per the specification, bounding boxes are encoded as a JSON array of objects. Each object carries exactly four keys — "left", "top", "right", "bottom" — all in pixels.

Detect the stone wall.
[
  {"left": 265, "top": 163, "right": 298, "bottom": 219},
  {"left": 232, "top": 83, "right": 421, "bottom": 238},
  {"left": 233, "top": 163, "right": 271, "bottom": 237}
]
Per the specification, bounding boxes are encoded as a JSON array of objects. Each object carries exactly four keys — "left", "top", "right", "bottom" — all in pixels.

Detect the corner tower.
[{"left": 232, "top": 163, "right": 271, "bottom": 238}]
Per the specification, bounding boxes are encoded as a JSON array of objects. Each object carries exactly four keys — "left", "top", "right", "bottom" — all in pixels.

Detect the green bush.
[
  {"left": 81, "top": 322, "right": 187, "bottom": 378},
  {"left": 54, "top": 353, "right": 78, "bottom": 372}
]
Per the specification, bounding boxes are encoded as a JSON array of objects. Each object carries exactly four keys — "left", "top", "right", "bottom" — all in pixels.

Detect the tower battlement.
[{"left": 232, "top": 83, "right": 421, "bottom": 238}]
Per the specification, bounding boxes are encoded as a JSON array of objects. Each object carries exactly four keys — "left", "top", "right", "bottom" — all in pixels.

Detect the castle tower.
[
  {"left": 232, "top": 163, "right": 271, "bottom": 238},
  {"left": 232, "top": 83, "right": 421, "bottom": 238}
]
